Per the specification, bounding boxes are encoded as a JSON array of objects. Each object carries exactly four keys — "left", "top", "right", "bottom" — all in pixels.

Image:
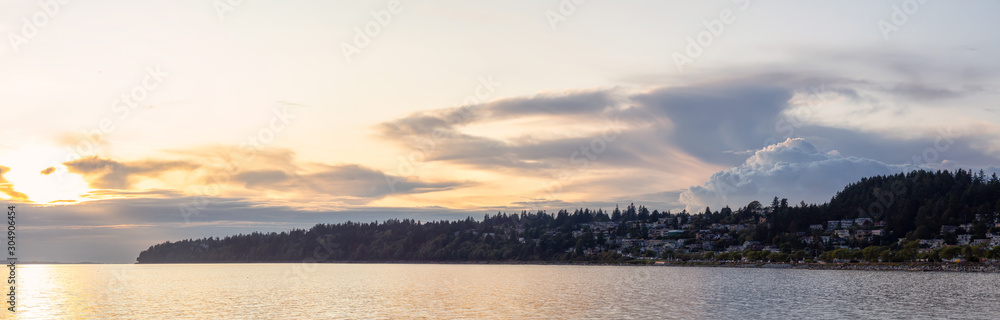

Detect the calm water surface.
[{"left": 11, "top": 264, "right": 1000, "bottom": 319}]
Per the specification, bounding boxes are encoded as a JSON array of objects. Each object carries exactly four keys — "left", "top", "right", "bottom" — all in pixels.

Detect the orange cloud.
[{"left": 0, "top": 166, "right": 28, "bottom": 201}]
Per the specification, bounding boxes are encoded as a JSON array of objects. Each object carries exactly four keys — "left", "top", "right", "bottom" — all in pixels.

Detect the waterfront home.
[
  {"left": 742, "top": 241, "right": 763, "bottom": 251},
  {"left": 919, "top": 239, "right": 945, "bottom": 249},
  {"left": 957, "top": 234, "right": 972, "bottom": 246},
  {"left": 854, "top": 218, "right": 873, "bottom": 226},
  {"left": 971, "top": 239, "right": 990, "bottom": 247},
  {"left": 827, "top": 220, "right": 840, "bottom": 231},
  {"left": 834, "top": 229, "right": 850, "bottom": 238}
]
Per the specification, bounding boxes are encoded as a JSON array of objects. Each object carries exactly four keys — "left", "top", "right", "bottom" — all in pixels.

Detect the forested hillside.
[{"left": 137, "top": 169, "right": 1000, "bottom": 263}]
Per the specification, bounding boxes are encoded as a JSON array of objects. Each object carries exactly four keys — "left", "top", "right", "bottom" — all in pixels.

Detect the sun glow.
[{"left": 0, "top": 145, "right": 91, "bottom": 204}]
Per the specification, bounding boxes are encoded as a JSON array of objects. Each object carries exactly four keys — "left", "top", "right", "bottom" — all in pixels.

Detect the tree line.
[{"left": 137, "top": 169, "right": 1000, "bottom": 263}]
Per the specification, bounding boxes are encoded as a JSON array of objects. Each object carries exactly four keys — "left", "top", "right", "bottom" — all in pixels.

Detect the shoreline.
[
  {"left": 130, "top": 260, "right": 1000, "bottom": 273},
  {"left": 652, "top": 261, "right": 1000, "bottom": 273}
]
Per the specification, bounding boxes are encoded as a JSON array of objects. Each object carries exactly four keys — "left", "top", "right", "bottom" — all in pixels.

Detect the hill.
[{"left": 136, "top": 169, "right": 1000, "bottom": 264}]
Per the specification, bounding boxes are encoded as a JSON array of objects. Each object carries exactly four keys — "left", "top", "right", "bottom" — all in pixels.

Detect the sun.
[{"left": 0, "top": 144, "right": 92, "bottom": 204}]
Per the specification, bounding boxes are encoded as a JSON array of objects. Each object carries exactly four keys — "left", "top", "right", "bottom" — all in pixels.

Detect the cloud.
[
  {"left": 0, "top": 166, "right": 28, "bottom": 201},
  {"left": 376, "top": 74, "right": 1000, "bottom": 208},
  {"left": 40, "top": 167, "right": 55, "bottom": 175},
  {"left": 60, "top": 148, "right": 466, "bottom": 206},
  {"left": 378, "top": 88, "right": 622, "bottom": 142},
  {"left": 679, "top": 138, "right": 916, "bottom": 209},
  {"left": 627, "top": 81, "right": 794, "bottom": 165},
  {"left": 234, "top": 164, "right": 467, "bottom": 203},
  {"left": 64, "top": 157, "right": 198, "bottom": 189},
  {"left": 377, "top": 88, "right": 630, "bottom": 173}
]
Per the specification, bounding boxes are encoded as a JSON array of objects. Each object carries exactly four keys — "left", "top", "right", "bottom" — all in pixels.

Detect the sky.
[{"left": 2, "top": 0, "right": 999, "bottom": 262}]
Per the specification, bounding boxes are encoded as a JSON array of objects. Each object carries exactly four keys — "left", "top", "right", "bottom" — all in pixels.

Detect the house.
[
  {"left": 809, "top": 224, "right": 824, "bottom": 231},
  {"left": 871, "top": 229, "right": 884, "bottom": 236},
  {"left": 660, "top": 229, "right": 685, "bottom": 237},
  {"left": 855, "top": 229, "right": 872, "bottom": 240},
  {"left": 702, "top": 241, "right": 715, "bottom": 251},
  {"left": 834, "top": 229, "right": 851, "bottom": 238},
  {"left": 919, "top": 239, "right": 945, "bottom": 249},
  {"left": 840, "top": 219, "right": 855, "bottom": 228},
  {"left": 742, "top": 241, "right": 763, "bottom": 251},
  {"left": 957, "top": 234, "right": 972, "bottom": 246},
  {"left": 854, "top": 218, "right": 873, "bottom": 226},
  {"left": 827, "top": 220, "right": 840, "bottom": 231},
  {"left": 971, "top": 239, "right": 991, "bottom": 247}
]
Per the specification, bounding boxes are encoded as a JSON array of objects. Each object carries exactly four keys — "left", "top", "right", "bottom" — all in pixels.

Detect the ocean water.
[{"left": 9, "top": 263, "right": 1000, "bottom": 319}]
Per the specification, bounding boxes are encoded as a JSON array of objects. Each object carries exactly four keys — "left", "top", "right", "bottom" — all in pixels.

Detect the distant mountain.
[{"left": 137, "top": 169, "right": 1000, "bottom": 264}]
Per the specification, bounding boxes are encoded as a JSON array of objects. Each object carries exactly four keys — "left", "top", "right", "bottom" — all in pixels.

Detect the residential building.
[
  {"left": 834, "top": 229, "right": 850, "bottom": 238},
  {"left": 957, "top": 234, "right": 972, "bottom": 246}
]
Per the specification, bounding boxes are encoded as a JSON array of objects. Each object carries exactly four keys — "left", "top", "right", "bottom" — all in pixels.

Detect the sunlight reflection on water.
[{"left": 12, "top": 264, "right": 1000, "bottom": 319}]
